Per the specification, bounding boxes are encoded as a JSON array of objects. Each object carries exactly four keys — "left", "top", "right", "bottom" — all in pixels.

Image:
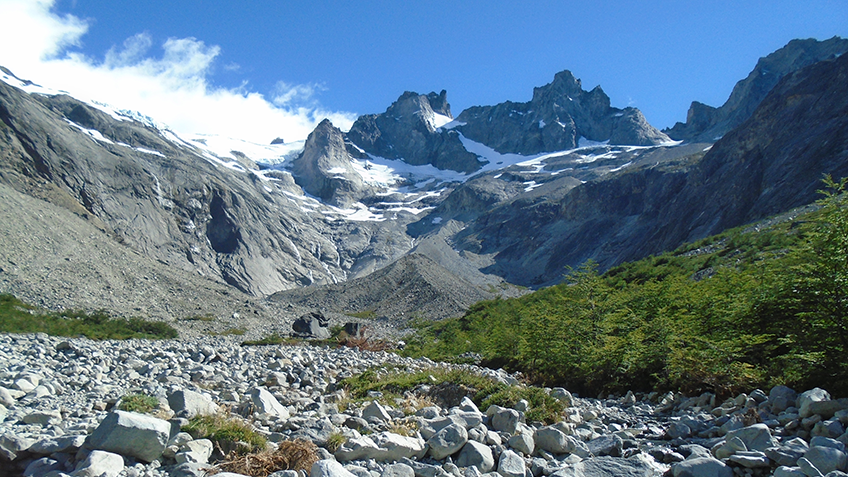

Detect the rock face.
[
  {"left": 291, "top": 119, "right": 375, "bottom": 207},
  {"left": 665, "top": 37, "right": 848, "bottom": 142},
  {"left": 455, "top": 70, "right": 670, "bottom": 155},
  {"left": 347, "top": 90, "right": 482, "bottom": 173},
  {"left": 0, "top": 75, "right": 418, "bottom": 300}
]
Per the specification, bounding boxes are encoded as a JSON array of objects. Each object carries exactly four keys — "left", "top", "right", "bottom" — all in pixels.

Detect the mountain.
[
  {"left": 1, "top": 37, "right": 847, "bottom": 327},
  {"left": 665, "top": 37, "right": 848, "bottom": 142},
  {"left": 346, "top": 90, "right": 482, "bottom": 173},
  {"left": 455, "top": 70, "right": 671, "bottom": 155},
  {"left": 443, "top": 46, "right": 848, "bottom": 286},
  {"left": 0, "top": 72, "right": 418, "bottom": 298}
]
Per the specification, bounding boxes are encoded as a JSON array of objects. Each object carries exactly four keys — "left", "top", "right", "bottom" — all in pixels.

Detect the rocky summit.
[{"left": 4, "top": 333, "right": 848, "bottom": 477}]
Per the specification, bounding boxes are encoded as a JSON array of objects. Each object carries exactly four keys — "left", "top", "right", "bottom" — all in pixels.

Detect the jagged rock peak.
[
  {"left": 454, "top": 69, "right": 668, "bottom": 155},
  {"left": 346, "top": 90, "right": 481, "bottom": 173},
  {"left": 291, "top": 118, "right": 373, "bottom": 207},
  {"left": 531, "top": 70, "right": 589, "bottom": 101},
  {"left": 666, "top": 36, "right": 848, "bottom": 142}
]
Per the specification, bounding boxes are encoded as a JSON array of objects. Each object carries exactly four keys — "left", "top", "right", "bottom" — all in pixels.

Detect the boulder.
[
  {"left": 335, "top": 432, "right": 426, "bottom": 462},
  {"left": 363, "top": 401, "right": 392, "bottom": 422},
  {"left": 457, "top": 440, "right": 495, "bottom": 473},
  {"left": 175, "top": 439, "right": 214, "bottom": 464},
  {"left": 766, "top": 437, "right": 810, "bottom": 467},
  {"left": 671, "top": 456, "right": 733, "bottom": 477},
  {"left": 168, "top": 390, "right": 218, "bottom": 418},
  {"left": 497, "top": 449, "right": 526, "bottom": 477},
  {"left": 803, "top": 446, "right": 848, "bottom": 475},
  {"left": 586, "top": 434, "right": 623, "bottom": 457},
  {"left": 533, "top": 426, "right": 574, "bottom": 454},
  {"left": 292, "top": 312, "right": 331, "bottom": 339},
  {"left": 491, "top": 408, "right": 523, "bottom": 434},
  {"left": 725, "top": 424, "right": 777, "bottom": 452},
  {"left": 800, "top": 388, "right": 832, "bottom": 418},
  {"left": 24, "top": 457, "right": 63, "bottom": 477},
  {"left": 312, "top": 459, "right": 358, "bottom": 477},
  {"left": 382, "top": 463, "right": 415, "bottom": 477},
  {"left": 72, "top": 449, "right": 125, "bottom": 477},
  {"left": 508, "top": 432, "right": 534, "bottom": 455},
  {"left": 552, "top": 455, "right": 665, "bottom": 477},
  {"left": 428, "top": 422, "right": 468, "bottom": 460},
  {"left": 84, "top": 410, "right": 171, "bottom": 463},
  {"left": 249, "top": 387, "right": 290, "bottom": 419}
]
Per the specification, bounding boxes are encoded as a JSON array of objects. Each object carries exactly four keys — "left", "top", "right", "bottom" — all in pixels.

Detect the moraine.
[{"left": 2, "top": 333, "right": 848, "bottom": 477}]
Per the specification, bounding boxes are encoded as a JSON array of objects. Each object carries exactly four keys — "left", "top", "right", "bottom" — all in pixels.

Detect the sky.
[{"left": 0, "top": 0, "right": 846, "bottom": 145}]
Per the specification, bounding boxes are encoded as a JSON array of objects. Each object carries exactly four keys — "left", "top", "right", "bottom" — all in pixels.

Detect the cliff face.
[
  {"left": 665, "top": 37, "right": 848, "bottom": 142},
  {"left": 0, "top": 80, "right": 414, "bottom": 296},
  {"left": 346, "top": 91, "right": 482, "bottom": 173}
]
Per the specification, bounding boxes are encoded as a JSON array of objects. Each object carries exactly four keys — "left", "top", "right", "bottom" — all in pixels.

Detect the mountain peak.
[{"left": 666, "top": 36, "right": 848, "bottom": 142}]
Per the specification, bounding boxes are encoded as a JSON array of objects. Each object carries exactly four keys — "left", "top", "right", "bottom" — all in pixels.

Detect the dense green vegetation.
[
  {"left": 0, "top": 294, "right": 178, "bottom": 340},
  {"left": 403, "top": 177, "right": 848, "bottom": 397}
]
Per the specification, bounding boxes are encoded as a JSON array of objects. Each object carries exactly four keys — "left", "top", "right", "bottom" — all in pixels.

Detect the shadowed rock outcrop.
[
  {"left": 347, "top": 91, "right": 482, "bottom": 173},
  {"left": 455, "top": 70, "right": 670, "bottom": 155}
]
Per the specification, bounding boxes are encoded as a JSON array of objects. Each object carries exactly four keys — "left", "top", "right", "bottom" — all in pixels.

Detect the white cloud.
[{"left": 0, "top": 0, "right": 355, "bottom": 143}]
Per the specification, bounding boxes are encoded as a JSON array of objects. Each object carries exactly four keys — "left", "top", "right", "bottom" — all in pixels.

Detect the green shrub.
[
  {"left": 0, "top": 294, "right": 178, "bottom": 340},
  {"left": 402, "top": 178, "right": 848, "bottom": 397},
  {"left": 118, "top": 393, "right": 160, "bottom": 414}
]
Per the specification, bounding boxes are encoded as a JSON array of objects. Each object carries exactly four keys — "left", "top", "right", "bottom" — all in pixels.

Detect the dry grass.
[
  {"left": 337, "top": 326, "right": 394, "bottom": 352},
  {"left": 210, "top": 439, "right": 319, "bottom": 477}
]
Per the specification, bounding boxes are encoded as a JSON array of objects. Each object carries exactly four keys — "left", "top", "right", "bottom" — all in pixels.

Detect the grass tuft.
[{"left": 117, "top": 393, "right": 160, "bottom": 414}]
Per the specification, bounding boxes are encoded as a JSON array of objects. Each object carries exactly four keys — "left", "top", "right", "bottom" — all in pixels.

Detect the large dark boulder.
[{"left": 292, "top": 312, "right": 331, "bottom": 339}]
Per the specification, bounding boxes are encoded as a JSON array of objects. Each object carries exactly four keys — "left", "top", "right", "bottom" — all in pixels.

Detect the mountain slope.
[
  {"left": 0, "top": 76, "right": 417, "bottom": 296},
  {"left": 446, "top": 50, "right": 848, "bottom": 286},
  {"left": 268, "top": 253, "right": 498, "bottom": 323},
  {"left": 665, "top": 37, "right": 848, "bottom": 142}
]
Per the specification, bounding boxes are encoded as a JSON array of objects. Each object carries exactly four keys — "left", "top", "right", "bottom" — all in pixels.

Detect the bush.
[{"left": 401, "top": 178, "right": 848, "bottom": 397}]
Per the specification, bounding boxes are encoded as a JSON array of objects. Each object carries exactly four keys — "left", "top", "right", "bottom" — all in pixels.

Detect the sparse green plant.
[
  {"left": 345, "top": 310, "right": 377, "bottom": 320},
  {"left": 324, "top": 432, "right": 347, "bottom": 452},
  {"left": 117, "top": 393, "right": 160, "bottom": 414},
  {"left": 183, "top": 413, "right": 267, "bottom": 454}
]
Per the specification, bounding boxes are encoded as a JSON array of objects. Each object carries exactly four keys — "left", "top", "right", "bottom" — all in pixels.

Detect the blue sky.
[{"left": 1, "top": 0, "right": 846, "bottom": 143}]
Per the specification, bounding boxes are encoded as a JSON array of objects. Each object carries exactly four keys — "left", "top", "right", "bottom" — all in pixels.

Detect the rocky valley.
[{"left": 2, "top": 36, "right": 848, "bottom": 477}]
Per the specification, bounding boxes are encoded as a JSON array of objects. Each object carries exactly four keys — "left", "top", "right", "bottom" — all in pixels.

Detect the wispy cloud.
[{"left": 0, "top": 0, "right": 356, "bottom": 143}]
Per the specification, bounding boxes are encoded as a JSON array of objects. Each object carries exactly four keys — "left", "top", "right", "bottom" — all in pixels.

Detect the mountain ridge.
[{"left": 1, "top": 37, "right": 846, "bottom": 328}]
